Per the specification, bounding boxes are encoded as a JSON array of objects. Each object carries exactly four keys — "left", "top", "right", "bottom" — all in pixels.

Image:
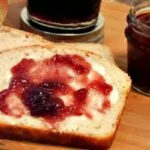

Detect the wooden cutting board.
[{"left": 2, "top": 0, "right": 150, "bottom": 150}]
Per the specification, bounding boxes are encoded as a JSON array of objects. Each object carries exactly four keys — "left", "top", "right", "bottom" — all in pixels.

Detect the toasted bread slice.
[{"left": 0, "top": 45, "right": 131, "bottom": 149}]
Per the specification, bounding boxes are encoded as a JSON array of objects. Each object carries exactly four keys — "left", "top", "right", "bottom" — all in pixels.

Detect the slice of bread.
[
  {"left": 0, "top": 26, "right": 50, "bottom": 51},
  {"left": 0, "top": 26, "right": 115, "bottom": 63},
  {"left": 0, "top": 44, "right": 131, "bottom": 149}
]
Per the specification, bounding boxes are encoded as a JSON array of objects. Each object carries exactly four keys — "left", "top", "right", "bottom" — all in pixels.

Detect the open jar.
[{"left": 125, "top": 1, "right": 150, "bottom": 96}]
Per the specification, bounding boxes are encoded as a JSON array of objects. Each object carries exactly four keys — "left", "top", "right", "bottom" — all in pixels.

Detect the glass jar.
[
  {"left": 27, "top": 0, "right": 101, "bottom": 31},
  {"left": 125, "top": 1, "right": 150, "bottom": 96}
]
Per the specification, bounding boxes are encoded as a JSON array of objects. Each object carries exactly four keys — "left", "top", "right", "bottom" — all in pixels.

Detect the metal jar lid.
[{"left": 20, "top": 7, "right": 105, "bottom": 43}]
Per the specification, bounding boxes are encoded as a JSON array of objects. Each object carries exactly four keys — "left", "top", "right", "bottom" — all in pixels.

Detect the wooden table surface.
[{"left": 1, "top": 0, "right": 150, "bottom": 150}]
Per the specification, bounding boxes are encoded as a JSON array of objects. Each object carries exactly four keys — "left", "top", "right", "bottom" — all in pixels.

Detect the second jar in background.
[{"left": 125, "top": 1, "right": 150, "bottom": 96}]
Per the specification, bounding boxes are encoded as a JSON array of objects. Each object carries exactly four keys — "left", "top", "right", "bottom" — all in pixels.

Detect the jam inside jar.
[
  {"left": 125, "top": 1, "right": 150, "bottom": 96},
  {"left": 27, "top": 0, "right": 101, "bottom": 31}
]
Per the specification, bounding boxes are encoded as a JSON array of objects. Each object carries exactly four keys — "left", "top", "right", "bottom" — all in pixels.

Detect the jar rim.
[{"left": 128, "top": 1, "right": 150, "bottom": 34}]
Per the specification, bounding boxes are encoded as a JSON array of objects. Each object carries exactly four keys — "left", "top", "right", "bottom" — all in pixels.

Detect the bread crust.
[{"left": 0, "top": 123, "right": 115, "bottom": 150}]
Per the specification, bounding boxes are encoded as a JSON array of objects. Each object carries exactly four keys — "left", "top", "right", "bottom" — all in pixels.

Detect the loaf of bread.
[{"left": 0, "top": 44, "right": 131, "bottom": 149}]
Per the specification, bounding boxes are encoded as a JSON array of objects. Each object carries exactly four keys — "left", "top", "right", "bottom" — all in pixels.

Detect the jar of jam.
[
  {"left": 125, "top": 1, "right": 150, "bottom": 96},
  {"left": 27, "top": 0, "right": 101, "bottom": 31}
]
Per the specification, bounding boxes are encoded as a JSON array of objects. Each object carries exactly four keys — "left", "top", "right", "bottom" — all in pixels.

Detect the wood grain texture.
[{"left": 1, "top": 0, "right": 150, "bottom": 150}]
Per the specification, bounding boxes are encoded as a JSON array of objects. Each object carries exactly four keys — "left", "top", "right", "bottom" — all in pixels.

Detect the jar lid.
[{"left": 20, "top": 7, "right": 105, "bottom": 43}]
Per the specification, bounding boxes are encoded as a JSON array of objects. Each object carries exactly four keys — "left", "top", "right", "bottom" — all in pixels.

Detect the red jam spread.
[
  {"left": 0, "top": 54, "right": 112, "bottom": 122},
  {"left": 125, "top": 12, "right": 150, "bottom": 94}
]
